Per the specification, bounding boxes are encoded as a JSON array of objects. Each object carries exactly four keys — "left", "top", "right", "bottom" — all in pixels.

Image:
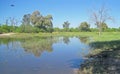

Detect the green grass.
[{"left": 0, "top": 32, "right": 120, "bottom": 41}]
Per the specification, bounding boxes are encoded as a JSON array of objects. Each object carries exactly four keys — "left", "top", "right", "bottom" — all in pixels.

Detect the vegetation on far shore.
[{"left": 0, "top": 32, "right": 120, "bottom": 42}]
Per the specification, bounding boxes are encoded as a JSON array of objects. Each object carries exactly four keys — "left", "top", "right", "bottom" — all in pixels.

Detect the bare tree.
[
  {"left": 9, "top": 17, "right": 15, "bottom": 26},
  {"left": 9, "top": 17, "right": 18, "bottom": 32},
  {"left": 90, "top": 5, "right": 113, "bottom": 36},
  {"left": 5, "top": 19, "right": 9, "bottom": 25}
]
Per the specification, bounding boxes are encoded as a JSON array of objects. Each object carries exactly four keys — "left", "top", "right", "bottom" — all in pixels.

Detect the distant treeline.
[
  {"left": 0, "top": 24, "right": 120, "bottom": 34},
  {"left": 0, "top": 10, "right": 120, "bottom": 33}
]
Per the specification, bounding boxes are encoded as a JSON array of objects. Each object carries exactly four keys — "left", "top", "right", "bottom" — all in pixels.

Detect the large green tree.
[
  {"left": 21, "top": 14, "right": 33, "bottom": 33},
  {"left": 30, "top": 10, "right": 43, "bottom": 28},
  {"left": 30, "top": 10, "right": 53, "bottom": 32},
  {"left": 44, "top": 15, "right": 53, "bottom": 33},
  {"left": 79, "top": 22, "right": 90, "bottom": 32},
  {"left": 22, "top": 14, "right": 31, "bottom": 25},
  {"left": 63, "top": 21, "right": 70, "bottom": 32},
  {"left": 101, "top": 22, "right": 108, "bottom": 32}
]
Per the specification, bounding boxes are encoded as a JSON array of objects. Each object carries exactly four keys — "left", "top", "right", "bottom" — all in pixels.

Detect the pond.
[{"left": 0, "top": 36, "right": 91, "bottom": 74}]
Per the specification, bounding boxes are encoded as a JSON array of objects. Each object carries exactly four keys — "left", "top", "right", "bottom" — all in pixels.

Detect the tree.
[
  {"left": 44, "top": 15, "right": 53, "bottom": 33},
  {"left": 5, "top": 19, "right": 9, "bottom": 25},
  {"left": 30, "top": 10, "right": 44, "bottom": 28},
  {"left": 101, "top": 22, "right": 108, "bottom": 32},
  {"left": 53, "top": 27, "right": 60, "bottom": 32},
  {"left": 79, "top": 22, "right": 90, "bottom": 32},
  {"left": 9, "top": 17, "right": 18, "bottom": 32},
  {"left": 63, "top": 21, "right": 70, "bottom": 32},
  {"left": 22, "top": 14, "right": 32, "bottom": 33},
  {"left": 22, "top": 14, "right": 31, "bottom": 25},
  {"left": 90, "top": 6, "right": 112, "bottom": 35},
  {"left": 30, "top": 10, "right": 53, "bottom": 32}
]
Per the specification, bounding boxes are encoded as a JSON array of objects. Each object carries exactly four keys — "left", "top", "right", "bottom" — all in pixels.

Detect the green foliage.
[
  {"left": 44, "top": 15, "right": 53, "bottom": 33},
  {"left": 20, "top": 25, "right": 34, "bottom": 33},
  {"left": 0, "top": 10, "right": 119, "bottom": 33},
  {"left": 90, "top": 28, "right": 98, "bottom": 32},
  {"left": 101, "top": 22, "right": 108, "bottom": 32},
  {"left": 30, "top": 11, "right": 53, "bottom": 33},
  {"left": 0, "top": 24, "right": 15, "bottom": 33},
  {"left": 63, "top": 21, "right": 70, "bottom": 32},
  {"left": 22, "top": 14, "right": 31, "bottom": 25},
  {"left": 79, "top": 22, "right": 90, "bottom": 32},
  {"left": 53, "top": 27, "right": 61, "bottom": 32},
  {"left": 0, "top": 28, "right": 2, "bottom": 34},
  {"left": 30, "top": 10, "right": 43, "bottom": 27}
]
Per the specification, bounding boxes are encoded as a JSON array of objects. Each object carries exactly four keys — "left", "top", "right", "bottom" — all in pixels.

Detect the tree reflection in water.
[
  {"left": 63, "top": 36, "right": 70, "bottom": 44},
  {"left": 1, "top": 37, "right": 120, "bottom": 74},
  {"left": 77, "top": 40, "right": 120, "bottom": 74},
  {"left": 0, "top": 38, "right": 21, "bottom": 50},
  {"left": 21, "top": 36, "right": 59, "bottom": 57},
  {"left": 77, "top": 36, "right": 90, "bottom": 44}
]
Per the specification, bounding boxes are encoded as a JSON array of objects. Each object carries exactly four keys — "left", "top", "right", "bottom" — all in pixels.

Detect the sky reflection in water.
[{"left": 0, "top": 36, "right": 90, "bottom": 74}]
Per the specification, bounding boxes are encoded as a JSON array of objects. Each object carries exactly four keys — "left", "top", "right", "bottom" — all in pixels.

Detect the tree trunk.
[
  {"left": 98, "top": 26, "right": 102, "bottom": 36},
  {"left": 99, "top": 31, "right": 101, "bottom": 36}
]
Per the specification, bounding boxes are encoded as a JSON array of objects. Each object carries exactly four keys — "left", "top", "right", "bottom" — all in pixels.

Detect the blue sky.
[{"left": 0, "top": 0, "right": 120, "bottom": 28}]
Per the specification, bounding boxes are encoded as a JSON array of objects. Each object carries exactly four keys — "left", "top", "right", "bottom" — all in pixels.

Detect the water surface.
[{"left": 0, "top": 36, "right": 90, "bottom": 74}]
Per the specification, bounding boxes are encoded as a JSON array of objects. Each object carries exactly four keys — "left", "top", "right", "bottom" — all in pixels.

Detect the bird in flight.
[{"left": 10, "top": 4, "right": 15, "bottom": 7}]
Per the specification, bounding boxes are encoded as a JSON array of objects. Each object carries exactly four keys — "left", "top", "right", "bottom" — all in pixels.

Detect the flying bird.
[{"left": 10, "top": 4, "right": 15, "bottom": 7}]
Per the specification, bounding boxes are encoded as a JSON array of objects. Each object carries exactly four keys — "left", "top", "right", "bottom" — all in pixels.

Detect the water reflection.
[
  {"left": 78, "top": 40, "right": 120, "bottom": 74},
  {"left": 0, "top": 36, "right": 91, "bottom": 74},
  {"left": 0, "top": 38, "right": 21, "bottom": 50},
  {"left": 63, "top": 36, "right": 70, "bottom": 44},
  {"left": 0, "top": 38, "right": 17, "bottom": 45},
  {"left": 21, "top": 37, "right": 58, "bottom": 57},
  {"left": 76, "top": 36, "right": 90, "bottom": 44}
]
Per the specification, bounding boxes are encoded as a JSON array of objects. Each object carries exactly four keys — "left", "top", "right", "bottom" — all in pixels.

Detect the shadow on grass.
[{"left": 78, "top": 40, "right": 120, "bottom": 74}]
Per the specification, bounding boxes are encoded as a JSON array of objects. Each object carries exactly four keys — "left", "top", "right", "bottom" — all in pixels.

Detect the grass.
[
  {"left": 92, "top": 32, "right": 120, "bottom": 41},
  {"left": 0, "top": 32, "right": 120, "bottom": 42}
]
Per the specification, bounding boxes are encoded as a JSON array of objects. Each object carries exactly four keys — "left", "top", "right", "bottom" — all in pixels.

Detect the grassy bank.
[
  {"left": 0, "top": 32, "right": 120, "bottom": 41},
  {"left": 80, "top": 35, "right": 120, "bottom": 74}
]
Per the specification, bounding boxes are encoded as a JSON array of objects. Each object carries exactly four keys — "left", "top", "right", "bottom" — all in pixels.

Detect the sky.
[{"left": 0, "top": 0, "right": 120, "bottom": 28}]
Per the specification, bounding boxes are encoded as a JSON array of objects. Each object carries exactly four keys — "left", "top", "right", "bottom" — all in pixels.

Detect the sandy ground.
[{"left": 0, "top": 33, "right": 15, "bottom": 36}]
